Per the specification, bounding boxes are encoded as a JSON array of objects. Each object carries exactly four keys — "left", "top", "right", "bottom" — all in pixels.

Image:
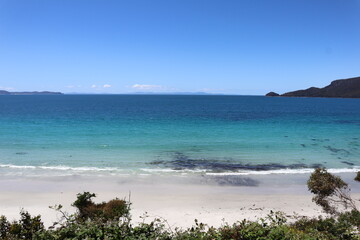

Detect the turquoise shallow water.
[{"left": 0, "top": 95, "right": 359, "bottom": 177}]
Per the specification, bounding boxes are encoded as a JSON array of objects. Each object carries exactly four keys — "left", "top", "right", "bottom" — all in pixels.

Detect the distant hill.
[
  {"left": 0, "top": 90, "right": 63, "bottom": 95},
  {"left": 266, "top": 76, "right": 360, "bottom": 98}
]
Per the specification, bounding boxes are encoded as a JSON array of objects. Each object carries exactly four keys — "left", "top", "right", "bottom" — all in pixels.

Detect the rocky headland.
[
  {"left": 266, "top": 76, "right": 360, "bottom": 98},
  {"left": 0, "top": 90, "right": 63, "bottom": 95}
]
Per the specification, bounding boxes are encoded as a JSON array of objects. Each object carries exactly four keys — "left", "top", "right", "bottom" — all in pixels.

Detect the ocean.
[{"left": 0, "top": 95, "right": 359, "bottom": 178}]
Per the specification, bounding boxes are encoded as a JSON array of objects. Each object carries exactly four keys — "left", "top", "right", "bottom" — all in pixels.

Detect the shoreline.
[{"left": 1, "top": 172, "right": 360, "bottom": 228}]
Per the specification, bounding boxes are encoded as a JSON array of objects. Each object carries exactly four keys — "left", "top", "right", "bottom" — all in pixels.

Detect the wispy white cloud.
[
  {"left": 0, "top": 86, "right": 14, "bottom": 91},
  {"left": 91, "top": 84, "right": 112, "bottom": 90},
  {"left": 131, "top": 84, "right": 163, "bottom": 90},
  {"left": 199, "top": 88, "right": 225, "bottom": 93},
  {"left": 65, "top": 85, "right": 82, "bottom": 89}
]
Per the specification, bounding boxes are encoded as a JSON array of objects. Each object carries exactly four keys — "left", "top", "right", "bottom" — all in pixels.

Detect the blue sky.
[{"left": 0, "top": 0, "right": 359, "bottom": 94}]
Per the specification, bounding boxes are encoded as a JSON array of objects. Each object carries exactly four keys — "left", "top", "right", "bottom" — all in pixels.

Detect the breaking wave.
[{"left": 0, "top": 163, "right": 359, "bottom": 177}]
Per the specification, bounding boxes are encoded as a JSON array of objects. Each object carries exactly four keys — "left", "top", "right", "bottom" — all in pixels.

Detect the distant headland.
[
  {"left": 266, "top": 76, "right": 360, "bottom": 98},
  {"left": 0, "top": 90, "right": 63, "bottom": 95}
]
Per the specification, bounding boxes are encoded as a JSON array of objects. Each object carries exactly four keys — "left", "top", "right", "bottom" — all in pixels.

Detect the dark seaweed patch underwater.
[{"left": 149, "top": 152, "right": 323, "bottom": 172}]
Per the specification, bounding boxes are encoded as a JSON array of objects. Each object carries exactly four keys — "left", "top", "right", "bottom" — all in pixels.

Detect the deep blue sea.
[{"left": 0, "top": 95, "right": 359, "bottom": 177}]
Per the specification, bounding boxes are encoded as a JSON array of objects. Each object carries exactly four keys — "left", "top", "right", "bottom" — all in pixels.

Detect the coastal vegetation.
[
  {"left": 0, "top": 170, "right": 359, "bottom": 239},
  {"left": 307, "top": 168, "right": 358, "bottom": 215}
]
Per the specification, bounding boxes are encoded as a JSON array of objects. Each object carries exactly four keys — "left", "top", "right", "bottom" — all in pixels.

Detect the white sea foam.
[
  {"left": 0, "top": 164, "right": 359, "bottom": 176},
  {"left": 0, "top": 164, "right": 36, "bottom": 169},
  {"left": 0, "top": 164, "right": 119, "bottom": 172},
  {"left": 141, "top": 167, "right": 360, "bottom": 176},
  {"left": 205, "top": 167, "right": 360, "bottom": 176},
  {"left": 140, "top": 168, "right": 209, "bottom": 174},
  {"left": 139, "top": 168, "right": 198, "bottom": 173}
]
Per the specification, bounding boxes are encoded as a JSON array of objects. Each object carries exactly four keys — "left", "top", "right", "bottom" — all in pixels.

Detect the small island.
[
  {"left": 0, "top": 90, "right": 63, "bottom": 95},
  {"left": 266, "top": 76, "right": 360, "bottom": 98}
]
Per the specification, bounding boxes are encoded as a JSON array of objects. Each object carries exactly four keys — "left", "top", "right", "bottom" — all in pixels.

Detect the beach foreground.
[{"left": 1, "top": 173, "right": 359, "bottom": 228}]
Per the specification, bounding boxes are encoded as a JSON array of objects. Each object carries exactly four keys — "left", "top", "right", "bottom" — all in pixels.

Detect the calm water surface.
[{"left": 0, "top": 95, "right": 359, "bottom": 177}]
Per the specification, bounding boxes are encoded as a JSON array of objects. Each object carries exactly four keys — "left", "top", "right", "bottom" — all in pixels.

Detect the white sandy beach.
[{"left": 1, "top": 173, "right": 359, "bottom": 229}]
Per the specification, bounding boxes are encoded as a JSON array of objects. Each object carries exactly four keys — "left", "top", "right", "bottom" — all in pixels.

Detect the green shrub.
[
  {"left": 0, "top": 210, "right": 45, "bottom": 240},
  {"left": 0, "top": 216, "right": 10, "bottom": 239},
  {"left": 355, "top": 172, "right": 360, "bottom": 182},
  {"left": 103, "top": 198, "right": 129, "bottom": 220},
  {"left": 307, "top": 168, "right": 358, "bottom": 214},
  {"left": 72, "top": 192, "right": 130, "bottom": 222}
]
